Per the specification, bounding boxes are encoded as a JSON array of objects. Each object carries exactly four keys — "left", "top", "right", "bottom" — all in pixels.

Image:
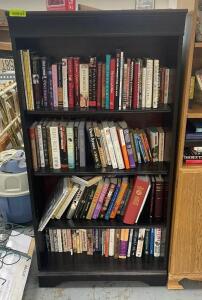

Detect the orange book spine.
[
  {"left": 117, "top": 127, "right": 130, "bottom": 169},
  {"left": 110, "top": 179, "right": 128, "bottom": 218},
  {"left": 86, "top": 180, "right": 104, "bottom": 219}
]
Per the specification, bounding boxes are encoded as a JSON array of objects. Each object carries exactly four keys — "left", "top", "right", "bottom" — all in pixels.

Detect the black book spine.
[
  {"left": 74, "top": 124, "right": 79, "bottom": 167},
  {"left": 41, "top": 122, "right": 49, "bottom": 167},
  {"left": 74, "top": 188, "right": 88, "bottom": 219},
  {"left": 45, "top": 229, "right": 51, "bottom": 252},
  {"left": 57, "top": 62, "right": 63, "bottom": 107},
  {"left": 131, "top": 228, "right": 139, "bottom": 256},
  {"left": 82, "top": 185, "right": 97, "bottom": 218},
  {"left": 47, "top": 66, "right": 54, "bottom": 109},
  {"left": 31, "top": 56, "right": 42, "bottom": 110},
  {"left": 128, "top": 60, "right": 134, "bottom": 109},
  {"left": 58, "top": 124, "right": 68, "bottom": 169},
  {"left": 115, "top": 49, "right": 121, "bottom": 109},
  {"left": 144, "top": 228, "right": 150, "bottom": 255},
  {"left": 149, "top": 176, "right": 156, "bottom": 220},
  {"left": 41, "top": 57, "right": 48, "bottom": 108},
  {"left": 86, "top": 123, "right": 101, "bottom": 168}
]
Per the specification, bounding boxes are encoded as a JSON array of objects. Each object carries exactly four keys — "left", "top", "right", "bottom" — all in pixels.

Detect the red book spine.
[
  {"left": 123, "top": 177, "right": 149, "bottom": 225},
  {"left": 110, "top": 58, "right": 116, "bottom": 110},
  {"left": 73, "top": 57, "right": 80, "bottom": 107},
  {"left": 67, "top": 57, "right": 74, "bottom": 108},
  {"left": 132, "top": 61, "right": 139, "bottom": 109},
  {"left": 97, "top": 62, "right": 102, "bottom": 109},
  {"left": 185, "top": 160, "right": 202, "bottom": 164},
  {"left": 66, "top": 0, "right": 76, "bottom": 11}
]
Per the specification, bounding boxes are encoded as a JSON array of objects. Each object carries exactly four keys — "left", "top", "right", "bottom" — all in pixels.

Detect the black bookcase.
[{"left": 7, "top": 9, "right": 186, "bottom": 287}]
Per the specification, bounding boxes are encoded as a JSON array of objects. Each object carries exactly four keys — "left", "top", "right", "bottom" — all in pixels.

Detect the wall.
[{"left": 0, "top": 0, "right": 171, "bottom": 11}]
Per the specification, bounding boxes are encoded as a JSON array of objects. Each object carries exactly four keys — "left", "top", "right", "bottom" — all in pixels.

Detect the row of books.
[
  {"left": 30, "top": 120, "right": 170, "bottom": 171},
  {"left": 184, "top": 147, "right": 202, "bottom": 165},
  {"left": 45, "top": 227, "right": 166, "bottom": 258},
  {"left": 38, "top": 175, "right": 166, "bottom": 232},
  {"left": 21, "top": 49, "right": 175, "bottom": 111}
]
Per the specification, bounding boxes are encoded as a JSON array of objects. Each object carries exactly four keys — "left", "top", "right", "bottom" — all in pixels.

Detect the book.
[
  {"left": 66, "top": 185, "right": 85, "bottom": 219},
  {"left": 73, "top": 57, "right": 80, "bottom": 107},
  {"left": 86, "top": 179, "right": 104, "bottom": 219},
  {"left": 66, "top": 121, "right": 75, "bottom": 169},
  {"left": 102, "top": 121, "right": 118, "bottom": 169},
  {"left": 110, "top": 58, "right": 116, "bottom": 110},
  {"left": 108, "top": 121, "right": 125, "bottom": 169},
  {"left": 123, "top": 176, "right": 151, "bottom": 225},
  {"left": 110, "top": 177, "right": 128, "bottom": 218},
  {"left": 145, "top": 58, "right": 153, "bottom": 108},
  {"left": 71, "top": 176, "right": 102, "bottom": 187},
  {"left": 154, "top": 175, "right": 164, "bottom": 220},
  {"left": 80, "top": 64, "right": 89, "bottom": 108},
  {"left": 118, "top": 51, "right": 124, "bottom": 110},
  {"left": 105, "top": 54, "right": 111, "bottom": 109},
  {"left": 62, "top": 58, "right": 68, "bottom": 108},
  {"left": 154, "top": 228, "right": 161, "bottom": 257},
  {"left": 136, "top": 228, "right": 146, "bottom": 257},
  {"left": 119, "top": 229, "right": 129, "bottom": 259},
  {"left": 50, "top": 122, "right": 61, "bottom": 169},
  {"left": 118, "top": 121, "right": 135, "bottom": 168},
  {"left": 92, "top": 178, "right": 110, "bottom": 219}
]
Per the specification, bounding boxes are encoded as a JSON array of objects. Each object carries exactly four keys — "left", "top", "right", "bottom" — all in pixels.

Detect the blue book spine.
[
  {"left": 149, "top": 228, "right": 155, "bottom": 255},
  {"left": 104, "top": 183, "right": 120, "bottom": 220},
  {"left": 133, "top": 134, "right": 142, "bottom": 163},
  {"left": 105, "top": 54, "right": 111, "bottom": 109}
]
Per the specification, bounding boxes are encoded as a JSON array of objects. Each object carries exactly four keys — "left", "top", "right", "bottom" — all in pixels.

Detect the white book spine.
[
  {"left": 50, "top": 125, "right": 61, "bottom": 169},
  {"left": 101, "top": 128, "right": 111, "bottom": 166},
  {"left": 152, "top": 59, "right": 159, "bottom": 108},
  {"left": 66, "top": 124, "right": 75, "bottom": 168},
  {"left": 141, "top": 67, "right": 146, "bottom": 108},
  {"left": 158, "top": 130, "right": 165, "bottom": 162},
  {"left": 57, "top": 229, "right": 63, "bottom": 252},
  {"left": 145, "top": 59, "right": 153, "bottom": 108},
  {"left": 62, "top": 58, "right": 68, "bottom": 108},
  {"left": 154, "top": 228, "right": 161, "bottom": 257},
  {"left": 118, "top": 51, "right": 124, "bottom": 110},
  {"left": 55, "top": 185, "right": 79, "bottom": 219},
  {"left": 66, "top": 186, "right": 85, "bottom": 219},
  {"left": 66, "top": 229, "right": 73, "bottom": 255},
  {"left": 80, "top": 64, "right": 89, "bottom": 107},
  {"left": 163, "top": 68, "right": 170, "bottom": 104},
  {"left": 136, "top": 228, "right": 146, "bottom": 257},
  {"left": 49, "top": 229, "right": 55, "bottom": 252},
  {"left": 81, "top": 229, "right": 87, "bottom": 251},
  {"left": 103, "top": 126, "right": 118, "bottom": 169},
  {"left": 109, "top": 126, "right": 125, "bottom": 169},
  {"left": 109, "top": 229, "right": 115, "bottom": 257},
  {"left": 127, "top": 229, "right": 134, "bottom": 257},
  {"left": 62, "top": 229, "right": 68, "bottom": 252},
  {"left": 53, "top": 229, "right": 59, "bottom": 252},
  {"left": 37, "top": 124, "right": 45, "bottom": 168}
]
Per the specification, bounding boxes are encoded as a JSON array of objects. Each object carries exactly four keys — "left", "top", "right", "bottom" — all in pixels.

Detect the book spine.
[
  {"left": 128, "top": 60, "right": 134, "bottom": 109},
  {"left": 149, "top": 228, "right": 155, "bottom": 255},
  {"left": 118, "top": 128, "right": 130, "bottom": 169},
  {"left": 131, "top": 228, "right": 139, "bottom": 256},
  {"left": 57, "top": 62, "right": 63, "bottom": 108},
  {"left": 59, "top": 124, "right": 68, "bottom": 169},
  {"left": 105, "top": 54, "right": 111, "bottom": 109},
  {"left": 57, "top": 229, "right": 63, "bottom": 252},
  {"left": 127, "top": 229, "right": 134, "bottom": 257},
  {"left": 160, "top": 68, "right": 165, "bottom": 104},
  {"left": 152, "top": 59, "right": 159, "bottom": 108},
  {"left": 41, "top": 123, "right": 49, "bottom": 167},
  {"left": 79, "top": 122, "right": 86, "bottom": 167},
  {"left": 101, "top": 63, "right": 106, "bottom": 109},
  {"left": 87, "top": 125, "right": 102, "bottom": 168},
  {"left": 119, "top": 229, "right": 129, "bottom": 259},
  {"left": 73, "top": 57, "right": 80, "bottom": 107},
  {"left": 51, "top": 64, "right": 58, "bottom": 108},
  {"left": 109, "top": 228, "right": 115, "bottom": 257},
  {"left": 163, "top": 68, "right": 170, "bottom": 104},
  {"left": 160, "top": 228, "right": 166, "bottom": 257},
  {"left": 49, "top": 229, "right": 55, "bottom": 252},
  {"left": 115, "top": 49, "right": 121, "bottom": 110},
  {"left": 66, "top": 124, "right": 75, "bottom": 169},
  {"left": 23, "top": 50, "right": 35, "bottom": 110},
  {"left": 101, "top": 128, "right": 111, "bottom": 166},
  {"left": 154, "top": 177, "right": 164, "bottom": 219},
  {"left": 110, "top": 180, "right": 128, "bottom": 218},
  {"left": 133, "top": 60, "right": 140, "bottom": 109},
  {"left": 74, "top": 124, "right": 79, "bottom": 167},
  {"left": 67, "top": 57, "right": 74, "bottom": 108},
  {"left": 123, "top": 128, "right": 135, "bottom": 168},
  {"left": 37, "top": 124, "right": 45, "bottom": 168},
  {"left": 66, "top": 186, "right": 85, "bottom": 219},
  {"left": 80, "top": 64, "right": 89, "bottom": 108},
  {"left": 66, "top": 229, "right": 73, "bottom": 255},
  {"left": 62, "top": 58, "right": 68, "bottom": 108},
  {"left": 97, "top": 62, "right": 102, "bottom": 109},
  {"left": 50, "top": 125, "right": 61, "bottom": 169},
  {"left": 31, "top": 56, "right": 41, "bottom": 110},
  {"left": 122, "top": 63, "right": 128, "bottom": 110},
  {"left": 89, "top": 57, "right": 97, "bottom": 108},
  {"left": 144, "top": 228, "right": 150, "bottom": 255},
  {"left": 118, "top": 51, "right": 124, "bottom": 110},
  {"left": 126, "top": 58, "right": 131, "bottom": 109},
  {"left": 154, "top": 228, "right": 161, "bottom": 257},
  {"left": 46, "top": 125, "right": 53, "bottom": 168},
  {"left": 47, "top": 66, "right": 54, "bottom": 109},
  {"left": 109, "top": 126, "right": 125, "bottom": 169},
  {"left": 104, "top": 182, "right": 120, "bottom": 220},
  {"left": 141, "top": 66, "right": 146, "bottom": 108},
  {"left": 99, "top": 182, "right": 116, "bottom": 218},
  {"left": 110, "top": 58, "right": 116, "bottom": 110},
  {"left": 41, "top": 57, "right": 48, "bottom": 108},
  {"left": 145, "top": 59, "right": 153, "bottom": 108},
  {"left": 92, "top": 180, "right": 110, "bottom": 219},
  {"left": 103, "top": 126, "right": 118, "bottom": 169},
  {"left": 136, "top": 228, "right": 145, "bottom": 257},
  {"left": 29, "top": 127, "right": 38, "bottom": 170}
]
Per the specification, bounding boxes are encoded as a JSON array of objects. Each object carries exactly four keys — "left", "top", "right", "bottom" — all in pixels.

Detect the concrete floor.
[{"left": 23, "top": 255, "right": 202, "bottom": 300}]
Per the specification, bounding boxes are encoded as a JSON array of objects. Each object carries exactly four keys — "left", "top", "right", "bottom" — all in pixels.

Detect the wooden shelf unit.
[
  {"left": 7, "top": 10, "right": 186, "bottom": 287},
  {"left": 168, "top": 2, "right": 202, "bottom": 289}
]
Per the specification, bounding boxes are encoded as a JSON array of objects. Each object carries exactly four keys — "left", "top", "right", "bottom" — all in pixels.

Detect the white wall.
[{"left": 0, "top": 0, "right": 170, "bottom": 11}]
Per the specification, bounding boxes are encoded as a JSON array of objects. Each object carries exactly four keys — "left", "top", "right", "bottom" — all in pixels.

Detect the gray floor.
[{"left": 23, "top": 255, "right": 202, "bottom": 300}]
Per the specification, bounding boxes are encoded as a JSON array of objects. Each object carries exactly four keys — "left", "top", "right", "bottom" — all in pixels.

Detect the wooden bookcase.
[
  {"left": 168, "top": 3, "right": 202, "bottom": 289},
  {"left": 7, "top": 10, "right": 186, "bottom": 287}
]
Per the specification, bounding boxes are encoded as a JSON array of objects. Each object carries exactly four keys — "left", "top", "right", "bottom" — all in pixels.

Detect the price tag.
[{"left": 9, "top": 9, "right": 26, "bottom": 17}]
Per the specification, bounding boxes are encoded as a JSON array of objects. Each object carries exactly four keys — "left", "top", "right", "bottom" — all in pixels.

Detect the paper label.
[{"left": 9, "top": 9, "right": 26, "bottom": 17}]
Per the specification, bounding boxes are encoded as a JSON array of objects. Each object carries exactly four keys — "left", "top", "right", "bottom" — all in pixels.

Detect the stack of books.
[
  {"left": 29, "top": 120, "right": 170, "bottom": 171},
  {"left": 21, "top": 49, "right": 175, "bottom": 111},
  {"left": 38, "top": 175, "right": 165, "bottom": 232},
  {"left": 184, "top": 147, "right": 202, "bottom": 165},
  {"left": 45, "top": 227, "right": 166, "bottom": 259}
]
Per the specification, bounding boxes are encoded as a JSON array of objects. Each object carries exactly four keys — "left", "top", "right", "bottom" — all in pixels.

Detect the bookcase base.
[
  {"left": 38, "top": 272, "right": 167, "bottom": 287},
  {"left": 167, "top": 274, "right": 202, "bottom": 290}
]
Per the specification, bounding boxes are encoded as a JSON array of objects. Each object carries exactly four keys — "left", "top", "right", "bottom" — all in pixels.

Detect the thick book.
[
  {"left": 131, "top": 228, "right": 139, "bottom": 256},
  {"left": 147, "top": 127, "right": 159, "bottom": 162},
  {"left": 133, "top": 59, "right": 141, "bottom": 109},
  {"left": 152, "top": 59, "right": 159, "bottom": 108},
  {"left": 115, "top": 49, "right": 121, "bottom": 110},
  {"left": 29, "top": 123, "right": 38, "bottom": 171},
  {"left": 149, "top": 228, "right": 155, "bottom": 255},
  {"left": 117, "top": 126, "right": 130, "bottom": 169},
  {"left": 21, "top": 50, "right": 34, "bottom": 110},
  {"left": 50, "top": 122, "right": 61, "bottom": 169},
  {"left": 101, "top": 63, "right": 106, "bottom": 108},
  {"left": 108, "top": 121, "right": 125, "bottom": 169},
  {"left": 114, "top": 228, "right": 121, "bottom": 259},
  {"left": 47, "top": 66, "right": 54, "bottom": 109},
  {"left": 80, "top": 64, "right": 89, "bottom": 108},
  {"left": 154, "top": 228, "right": 161, "bottom": 257},
  {"left": 74, "top": 121, "right": 80, "bottom": 167},
  {"left": 123, "top": 176, "right": 151, "bottom": 225},
  {"left": 102, "top": 121, "right": 118, "bottom": 169},
  {"left": 93, "top": 122, "right": 107, "bottom": 168},
  {"left": 58, "top": 122, "right": 68, "bottom": 169},
  {"left": 118, "top": 51, "right": 124, "bottom": 110}
]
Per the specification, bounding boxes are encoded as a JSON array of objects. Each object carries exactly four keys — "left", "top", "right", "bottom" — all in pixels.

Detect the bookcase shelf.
[
  {"left": 48, "top": 219, "right": 166, "bottom": 229},
  {"left": 26, "top": 105, "right": 172, "bottom": 117},
  {"left": 7, "top": 9, "right": 186, "bottom": 287},
  {"left": 33, "top": 163, "right": 169, "bottom": 176}
]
